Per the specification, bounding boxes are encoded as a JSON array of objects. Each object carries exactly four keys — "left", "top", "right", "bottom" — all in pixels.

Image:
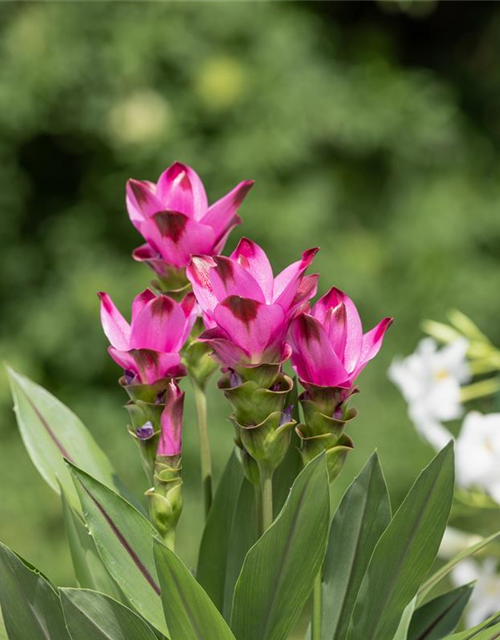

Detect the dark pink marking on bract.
[
  {"left": 129, "top": 180, "right": 153, "bottom": 208},
  {"left": 213, "top": 256, "right": 235, "bottom": 283},
  {"left": 299, "top": 314, "right": 322, "bottom": 343},
  {"left": 150, "top": 295, "right": 175, "bottom": 318},
  {"left": 223, "top": 295, "right": 259, "bottom": 325},
  {"left": 154, "top": 211, "right": 188, "bottom": 242}
]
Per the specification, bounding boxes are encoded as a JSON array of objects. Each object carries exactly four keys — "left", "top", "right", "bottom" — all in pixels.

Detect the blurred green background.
[{"left": 0, "top": 0, "right": 499, "bottom": 599}]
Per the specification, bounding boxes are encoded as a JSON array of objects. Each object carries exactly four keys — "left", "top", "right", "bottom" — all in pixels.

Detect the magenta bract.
[
  {"left": 157, "top": 380, "right": 185, "bottom": 457},
  {"left": 98, "top": 289, "right": 197, "bottom": 384},
  {"left": 126, "top": 162, "right": 254, "bottom": 273},
  {"left": 289, "top": 287, "right": 393, "bottom": 388},
  {"left": 186, "top": 238, "right": 318, "bottom": 369}
]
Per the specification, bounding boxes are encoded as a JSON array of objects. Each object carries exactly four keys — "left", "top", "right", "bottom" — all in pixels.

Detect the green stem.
[
  {"left": 311, "top": 571, "right": 322, "bottom": 640},
  {"left": 259, "top": 467, "right": 274, "bottom": 534},
  {"left": 192, "top": 381, "right": 213, "bottom": 519}
]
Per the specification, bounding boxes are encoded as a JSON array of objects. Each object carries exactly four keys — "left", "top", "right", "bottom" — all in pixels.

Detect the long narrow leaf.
[
  {"left": 61, "top": 485, "right": 124, "bottom": 601},
  {"left": 322, "top": 451, "right": 392, "bottom": 640},
  {"left": 347, "top": 443, "right": 455, "bottom": 640},
  {"left": 61, "top": 588, "right": 158, "bottom": 640},
  {"left": 7, "top": 366, "right": 117, "bottom": 511},
  {"left": 68, "top": 463, "right": 167, "bottom": 636},
  {"left": 231, "top": 454, "right": 330, "bottom": 640},
  {"left": 223, "top": 475, "right": 258, "bottom": 621},
  {"left": 443, "top": 613, "right": 500, "bottom": 640},
  {"left": 0, "top": 542, "right": 70, "bottom": 640},
  {"left": 154, "top": 540, "right": 236, "bottom": 640},
  {"left": 197, "top": 451, "right": 244, "bottom": 611},
  {"left": 409, "top": 583, "right": 474, "bottom": 640},
  {"left": 393, "top": 599, "right": 417, "bottom": 640}
]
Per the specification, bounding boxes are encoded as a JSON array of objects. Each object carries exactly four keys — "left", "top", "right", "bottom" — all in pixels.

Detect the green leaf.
[
  {"left": 0, "top": 605, "right": 9, "bottom": 640},
  {"left": 197, "top": 451, "right": 244, "bottom": 612},
  {"left": 347, "top": 442, "right": 455, "bottom": 640},
  {"left": 154, "top": 540, "right": 236, "bottom": 640},
  {"left": 7, "top": 366, "right": 117, "bottom": 511},
  {"left": 67, "top": 463, "right": 167, "bottom": 636},
  {"left": 417, "top": 529, "right": 500, "bottom": 604},
  {"left": 322, "top": 451, "right": 392, "bottom": 640},
  {"left": 273, "top": 431, "right": 303, "bottom": 516},
  {"left": 443, "top": 613, "right": 500, "bottom": 639},
  {"left": 393, "top": 599, "right": 417, "bottom": 640},
  {"left": 0, "top": 542, "right": 70, "bottom": 640},
  {"left": 61, "top": 485, "right": 124, "bottom": 601},
  {"left": 409, "top": 583, "right": 474, "bottom": 640},
  {"left": 231, "top": 454, "right": 330, "bottom": 640},
  {"left": 60, "top": 588, "right": 158, "bottom": 640},
  {"left": 223, "top": 475, "right": 258, "bottom": 621}
]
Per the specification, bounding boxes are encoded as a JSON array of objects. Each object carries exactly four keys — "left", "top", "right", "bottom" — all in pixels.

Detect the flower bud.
[{"left": 146, "top": 454, "right": 183, "bottom": 550}]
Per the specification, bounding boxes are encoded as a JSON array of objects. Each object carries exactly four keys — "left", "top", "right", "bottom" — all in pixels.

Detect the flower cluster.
[{"left": 99, "top": 161, "right": 392, "bottom": 540}]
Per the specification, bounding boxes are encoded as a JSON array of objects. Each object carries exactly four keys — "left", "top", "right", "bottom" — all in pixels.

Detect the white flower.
[
  {"left": 451, "top": 558, "right": 500, "bottom": 627},
  {"left": 388, "top": 338, "right": 470, "bottom": 449},
  {"left": 456, "top": 411, "right": 500, "bottom": 504}
]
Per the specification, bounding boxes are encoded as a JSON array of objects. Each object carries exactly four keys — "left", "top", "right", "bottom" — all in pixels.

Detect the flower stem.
[
  {"left": 311, "top": 570, "right": 322, "bottom": 640},
  {"left": 259, "top": 466, "right": 274, "bottom": 535},
  {"left": 192, "top": 381, "right": 213, "bottom": 519}
]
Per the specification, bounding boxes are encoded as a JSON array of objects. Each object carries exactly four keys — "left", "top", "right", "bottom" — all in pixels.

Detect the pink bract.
[
  {"left": 126, "top": 162, "right": 254, "bottom": 273},
  {"left": 289, "top": 287, "right": 392, "bottom": 388}
]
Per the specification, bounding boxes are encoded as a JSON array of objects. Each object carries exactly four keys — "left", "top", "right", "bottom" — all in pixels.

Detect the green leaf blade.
[
  {"left": 231, "top": 454, "right": 330, "bottom": 640},
  {"left": 7, "top": 367, "right": 117, "bottom": 511},
  {"left": 67, "top": 463, "right": 167, "bottom": 636},
  {"left": 61, "top": 588, "right": 158, "bottom": 640},
  {"left": 154, "top": 540, "right": 236, "bottom": 640},
  {"left": 197, "top": 451, "right": 244, "bottom": 612},
  {"left": 347, "top": 443, "right": 455, "bottom": 640},
  {"left": 409, "top": 583, "right": 474, "bottom": 640},
  {"left": 61, "top": 486, "right": 124, "bottom": 601},
  {"left": 322, "top": 451, "right": 392, "bottom": 640},
  {"left": 0, "top": 542, "right": 70, "bottom": 640}
]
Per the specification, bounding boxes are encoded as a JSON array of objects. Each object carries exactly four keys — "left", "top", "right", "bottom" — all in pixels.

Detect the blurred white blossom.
[
  {"left": 451, "top": 558, "right": 500, "bottom": 627},
  {"left": 388, "top": 338, "right": 470, "bottom": 449},
  {"left": 456, "top": 411, "right": 500, "bottom": 504},
  {"left": 439, "top": 526, "right": 482, "bottom": 560}
]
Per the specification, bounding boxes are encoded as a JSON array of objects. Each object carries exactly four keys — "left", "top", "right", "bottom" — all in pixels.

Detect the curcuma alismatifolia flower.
[
  {"left": 186, "top": 238, "right": 318, "bottom": 372},
  {"left": 98, "top": 289, "right": 197, "bottom": 385},
  {"left": 126, "top": 162, "right": 254, "bottom": 288},
  {"left": 187, "top": 238, "right": 318, "bottom": 485},
  {"left": 289, "top": 287, "right": 393, "bottom": 482}
]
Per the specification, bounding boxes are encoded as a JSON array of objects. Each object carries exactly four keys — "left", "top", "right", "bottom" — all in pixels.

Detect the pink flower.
[
  {"left": 289, "top": 287, "right": 393, "bottom": 388},
  {"left": 98, "top": 289, "right": 197, "bottom": 384},
  {"left": 157, "top": 380, "right": 185, "bottom": 457},
  {"left": 126, "top": 162, "right": 254, "bottom": 275},
  {"left": 186, "top": 238, "right": 318, "bottom": 368}
]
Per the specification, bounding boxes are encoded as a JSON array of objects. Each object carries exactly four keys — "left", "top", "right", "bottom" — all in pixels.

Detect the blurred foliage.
[{"left": 0, "top": 0, "right": 500, "bottom": 595}]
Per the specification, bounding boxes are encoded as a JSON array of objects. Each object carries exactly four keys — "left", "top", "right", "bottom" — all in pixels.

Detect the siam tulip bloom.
[
  {"left": 186, "top": 238, "right": 319, "bottom": 369},
  {"left": 455, "top": 411, "right": 500, "bottom": 504},
  {"left": 98, "top": 289, "right": 197, "bottom": 384},
  {"left": 126, "top": 162, "right": 254, "bottom": 278},
  {"left": 451, "top": 558, "right": 500, "bottom": 627},
  {"left": 388, "top": 338, "right": 470, "bottom": 450},
  {"left": 157, "top": 380, "right": 185, "bottom": 457},
  {"left": 289, "top": 287, "right": 392, "bottom": 389}
]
